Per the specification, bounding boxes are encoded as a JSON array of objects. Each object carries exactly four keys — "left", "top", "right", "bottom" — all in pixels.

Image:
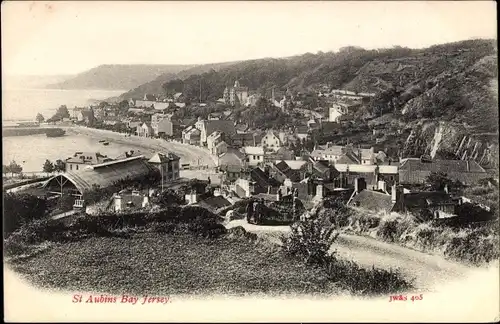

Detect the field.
[{"left": 7, "top": 231, "right": 336, "bottom": 297}]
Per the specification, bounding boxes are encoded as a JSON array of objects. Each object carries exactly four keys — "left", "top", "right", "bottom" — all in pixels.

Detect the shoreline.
[{"left": 62, "top": 125, "right": 217, "bottom": 167}]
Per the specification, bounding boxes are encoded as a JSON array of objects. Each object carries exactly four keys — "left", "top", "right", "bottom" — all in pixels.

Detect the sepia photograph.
[{"left": 2, "top": 1, "right": 499, "bottom": 322}]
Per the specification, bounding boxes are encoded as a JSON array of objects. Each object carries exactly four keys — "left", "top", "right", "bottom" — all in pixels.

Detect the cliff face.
[{"left": 402, "top": 120, "right": 498, "bottom": 172}]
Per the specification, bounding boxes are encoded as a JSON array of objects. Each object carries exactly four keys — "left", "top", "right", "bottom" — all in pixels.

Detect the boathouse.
[{"left": 43, "top": 156, "right": 156, "bottom": 207}]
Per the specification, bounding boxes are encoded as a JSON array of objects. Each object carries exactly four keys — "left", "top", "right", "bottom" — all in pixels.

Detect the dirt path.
[{"left": 225, "top": 220, "right": 480, "bottom": 291}]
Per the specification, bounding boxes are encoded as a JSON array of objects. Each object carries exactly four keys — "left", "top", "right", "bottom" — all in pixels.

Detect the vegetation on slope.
[{"left": 4, "top": 192, "right": 412, "bottom": 296}]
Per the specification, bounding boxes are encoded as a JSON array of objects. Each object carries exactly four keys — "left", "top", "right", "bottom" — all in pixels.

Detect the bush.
[
  {"left": 324, "top": 257, "right": 412, "bottom": 295},
  {"left": 4, "top": 193, "right": 48, "bottom": 237},
  {"left": 4, "top": 205, "right": 230, "bottom": 257},
  {"left": 281, "top": 218, "right": 339, "bottom": 266}
]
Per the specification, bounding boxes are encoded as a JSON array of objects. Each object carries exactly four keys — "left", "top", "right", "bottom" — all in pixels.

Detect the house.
[
  {"left": 219, "top": 149, "right": 249, "bottom": 183},
  {"left": 310, "top": 144, "right": 377, "bottom": 165},
  {"left": 196, "top": 119, "right": 236, "bottom": 146},
  {"left": 111, "top": 189, "right": 150, "bottom": 213},
  {"left": 274, "top": 147, "right": 295, "bottom": 161},
  {"left": 182, "top": 126, "right": 201, "bottom": 145},
  {"left": 173, "top": 92, "right": 184, "bottom": 101},
  {"left": 398, "top": 158, "right": 489, "bottom": 185},
  {"left": 148, "top": 152, "right": 180, "bottom": 182},
  {"left": 137, "top": 122, "right": 153, "bottom": 137},
  {"left": 269, "top": 161, "right": 302, "bottom": 184},
  {"left": 329, "top": 103, "right": 349, "bottom": 122},
  {"left": 398, "top": 191, "right": 458, "bottom": 219},
  {"left": 245, "top": 94, "right": 261, "bottom": 107},
  {"left": 295, "top": 126, "right": 310, "bottom": 141},
  {"left": 223, "top": 80, "right": 249, "bottom": 106},
  {"left": 250, "top": 167, "right": 281, "bottom": 194},
  {"left": 65, "top": 152, "right": 114, "bottom": 172},
  {"left": 128, "top": 107, "right": 145, "bottom": 115},
  {"left": 197, "top": 195, "right": 233, "bottom": 214},
  {"left": 244, "top": 146, "right": 265, "bottom": 166},
  {"left": 334, "top": 164, "right": 399, "bottom": 190},
  {"left": 126, "top": 118, "right": 142, "bottom": 130},
  {"left": 151, "top": 113, "right": 177, "bottom": 137},
  {"left": 261, "top": 130, "right": 282, "bottom": 152},
  {"left": 72, "top": 107, "right": 85, "bottom": 121},
  {"left": 207, "top": 131, "right": 225, "bottom": 155},
  {"left": 208, "top": 112, "right": 223, "bottom": 120},
  {"left": 231, "top": 132, "right": 264, "bottom": 147},
  {"left": 214, "top": 141, "right": 228, "bottom": 157}
]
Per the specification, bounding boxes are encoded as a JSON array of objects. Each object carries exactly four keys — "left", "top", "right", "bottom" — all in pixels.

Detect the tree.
[
  {"left": 3, "top": 164, "right": 9, "bottom": 177},
  {"left": 54, "top": 159, "right": 66, "bottom": 173},
  {"left": 42, "top": 159, "right": 55, "bottom": 174},
  {"left": 99, "top": 101, "right": 109, "bottom": 109},
  {"left": 36, "top": 113, "right": 45, "bottom": 124},
  {"left": 56, "top": 105, "right": 70, "bottom": 119},
  {"left": 8, "top": 160, "right": 22, "bottom": 177}
]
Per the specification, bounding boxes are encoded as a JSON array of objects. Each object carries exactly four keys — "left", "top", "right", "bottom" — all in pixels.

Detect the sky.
[{"left": 1, "top": 1, "right": 497, "bottom": 76}]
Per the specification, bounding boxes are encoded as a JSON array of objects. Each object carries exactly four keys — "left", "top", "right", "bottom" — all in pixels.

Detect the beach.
[{"left": 62, "top": 125, "right": 217, "bottom": 167}]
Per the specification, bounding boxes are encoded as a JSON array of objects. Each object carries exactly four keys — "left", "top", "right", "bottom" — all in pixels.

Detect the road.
[{"left": 225, "top": 219, "right": 478, "bottom": 291}]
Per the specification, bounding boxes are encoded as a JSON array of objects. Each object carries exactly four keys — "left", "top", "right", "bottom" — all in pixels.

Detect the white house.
[
  {"left": 244, "top": 146, "right": 265, "bottom": 166},
  {"left": 207, "top": 131, "right": 224, "bottom": 155},
  {"left": 261, "top": 130, "right": 282, "bottom": 152},
  {"left": 329, "top": 103, "right": 349, "bottom": 122}
]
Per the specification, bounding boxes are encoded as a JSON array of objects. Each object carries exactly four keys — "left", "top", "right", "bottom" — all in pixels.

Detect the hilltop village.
[{"left": 23, "top": 79, "right": 494, "bottom": 225}]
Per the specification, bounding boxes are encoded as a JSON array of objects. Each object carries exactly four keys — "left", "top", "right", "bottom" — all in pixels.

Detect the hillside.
[
  {"left": 46, "top": 64, "right": 195, "bottom": 90},
  {"left": 155, "top": 39, "right": 497, "bottom": 169},
  {"left": 114, "top": 61, "right": 240, "bottom": 101}
]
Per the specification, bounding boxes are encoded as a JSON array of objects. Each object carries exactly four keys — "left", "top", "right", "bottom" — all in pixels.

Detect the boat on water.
[
  {"left": 102, "top": 141, "right": 110, "bottom": 146},
  {"left": 45, "top": 128, "right": 66, "bottom": 137},
  {"left": 98, "top": 140, "right": 106, "bottom": 143}
]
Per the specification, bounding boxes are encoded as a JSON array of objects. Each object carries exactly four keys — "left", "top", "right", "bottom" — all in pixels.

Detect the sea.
[{"left": 2, "top": 88, "right": 134, "bottom": 172}]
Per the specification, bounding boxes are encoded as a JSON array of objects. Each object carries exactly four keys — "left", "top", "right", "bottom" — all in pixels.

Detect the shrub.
[
  {"left": 281, "top": 218, "right": 339, "bottom": 266},
  {"left": 3, "top": 193, "right": 48, "bottom": 237},
  {"left": 324, "top": 256, "right": 412, "bottom": 295}
]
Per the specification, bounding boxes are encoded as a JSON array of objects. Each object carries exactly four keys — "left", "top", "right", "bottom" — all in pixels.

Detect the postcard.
[{"left": 3, "top": 1, "right": 499, "bottom": 322}]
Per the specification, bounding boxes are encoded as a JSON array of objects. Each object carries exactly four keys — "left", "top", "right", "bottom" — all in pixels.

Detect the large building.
[
  {"left": 65, "top": 152, "right": 114, "bottom": 172},
  {"left": 398, "top": 158, "right": 489, "bottom": 185},
  {"left": 223, "top": 80, "right": 249, "bottom": 106},
  {"left": 44, "top": 156, "right": 157, "bottom": 206}
]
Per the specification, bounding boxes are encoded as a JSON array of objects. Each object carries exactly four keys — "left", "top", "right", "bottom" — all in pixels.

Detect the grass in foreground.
[{"left": 8, "top": 231, "right": 335, "bottom": 297}]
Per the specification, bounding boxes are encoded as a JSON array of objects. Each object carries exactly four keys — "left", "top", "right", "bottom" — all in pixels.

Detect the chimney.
[
  {"left": 391, "top": 184, "right": 398, "bottom": 203},
  {"left": 466, "top": 160, "right": 470, "bottom": 172},
  {"left": 354, "top": 178, "right": 359, "bottom": 193},
  {"left": 444, "top": 184, "right": 449, "bottom": 194},
  {"left": 267, "top": 186, "right": 271, "bottom": 194},
  {"left": 378, "top": 180, "right": 387, "bottom": 194}
]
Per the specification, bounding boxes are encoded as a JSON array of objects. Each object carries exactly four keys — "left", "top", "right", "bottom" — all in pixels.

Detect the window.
[
  {"left": 76, "top": 165, "right": 79, "bottom": 170},
  {"left": 70, "top": 164, "right": 73, "bottom": 170}
]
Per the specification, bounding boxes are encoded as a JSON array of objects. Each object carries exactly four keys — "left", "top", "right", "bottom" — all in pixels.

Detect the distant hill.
[
  {"left": 4, "top": 74, "right": 74, "bottom": 89},
  {"left": 46, "top": 64, "right": 196, "bottom": 90},
  {"left": 113, "top": 61, "right": 240, "bottom": 101}
]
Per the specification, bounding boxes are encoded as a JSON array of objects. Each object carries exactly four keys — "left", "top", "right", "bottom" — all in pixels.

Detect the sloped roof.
[
  {"left": 274, "top": 160, "right": 307, "bottom": 170},
  {"left": 204, "top": 120, "right": 236, "bottom": 136},
  {"left": 244, "top": 146, "right": 264, "bottom": 155},
  {"left": 349, "top": 190, "right": 395, "bottom": 213},
  {"left": 399, "top": 158, "right": 486, "bottom": 173},
  {"left": 403, "top": 191, "right": 456, "bottom": 209},
  {"left": 198, "top": 195, "right": 232, "bottom": 211},
  {"left": 251, "top": 167, "right": 280, "bottom": 190},
  {"left": 148, "top": 152, "right": 180, "bottom": 163},
  {"left": 44, "top": 156, "right": 155, "bottom": 195}
]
